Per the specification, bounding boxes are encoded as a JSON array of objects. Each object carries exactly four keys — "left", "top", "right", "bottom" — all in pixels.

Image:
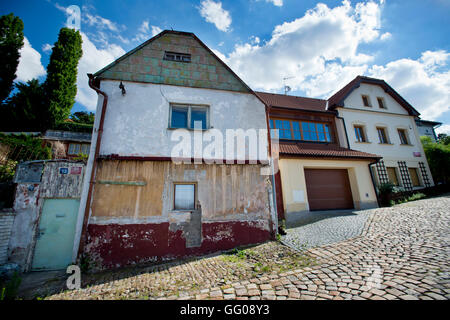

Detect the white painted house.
[
  {"left": 328, "top": 76, "right": 434, "bottom": 191},
  {"left": 74, "top": 30, "right": 275, "bottom": 269}
]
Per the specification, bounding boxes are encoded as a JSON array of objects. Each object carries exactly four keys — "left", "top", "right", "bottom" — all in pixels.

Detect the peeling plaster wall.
[
  {"left": 85, "top": 220, "right": 271, "bottom": 270},
  {"left": 7, "top": 161, "right": 86, "bottom": 271},
  {"left": 98, "top": 80, "right": 269, "bottom": 161},
  {"left": 84, "top": 160, "right": 273, "bottom": 269},
  {"left": 8, "top": 183, "right": 40, "bottom": 270}
]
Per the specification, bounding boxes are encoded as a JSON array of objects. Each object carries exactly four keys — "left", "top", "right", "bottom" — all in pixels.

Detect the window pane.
[
  {"left": 269, "top": 119, "right": 274, "bottom": 129},
  {"left": 81, "top": 144, "right": 90, "bottom": 154},
  {"left": 302, "top": 122, "right": 310, "bottom": 140},
  {"left": 275, "top": 120, "right": 283, "bottom": 128},
  {"left": 174, "top": 184, "right": 195, "bottom": 210},
  {"left": 292, "top": 121, "right": 301, "bottom": 140},
  {"left": 191, "top": 108, "right": 207, "bottom": 129},
  {"left": 171, "top": 107, "right": 188, "bottom": 128}
]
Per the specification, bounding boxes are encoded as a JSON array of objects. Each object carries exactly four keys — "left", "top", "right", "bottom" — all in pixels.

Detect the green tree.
[
  {"left": 421, "top": 136, "right": 450, "bottom": 185},
  {"left": 0, "top": 79, "right": 47, "bottom": 131},
  {"left": 43, "top": 27, "right": 82, "bottom": 127},
  {"left": 0, "top": 13, "right": 24, "bottom": 103},
  {"left": 70, "top": 111, "right": 95, "bottom": 124},
  {"left": 437, "top": 133, "right": 450, "bottom": 145}
]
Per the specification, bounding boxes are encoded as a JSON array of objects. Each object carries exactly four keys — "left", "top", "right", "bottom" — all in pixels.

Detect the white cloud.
[
  {"left": 133, "top": 20, "right": 162, "bottom": 42},
  {"left": 219, "top": 1, "right": 383, "bottom": 96},
  {"left": 436, "top": 124, "right": 450, "bottom": 135},
  {"left": 266, "top": 0, "right": 283, "bottom": 6},
  {"left": 42, "top": 43, "right": 53, "bottom": 53},
  {"left": 16, "top": 37, "right": 46, "bottom": 82},
  {"left": 368, "top": 50, "right": 450, "bottom": 120},
  {"left": 199, "top": 0, "right": 232, "bottom": 32},
  {"left": 83, "top": 13, "right": 120, "bottom": 32},
  {"left": 380, "top": 32, "right": 392, "bottom": 41},
  {"left": 76, "top": 32, "right": 125, "bottom": 110}
]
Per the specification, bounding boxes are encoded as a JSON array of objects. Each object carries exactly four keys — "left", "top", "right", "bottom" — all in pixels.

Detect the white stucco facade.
[
  {"left": 98, "top": 80, "right": 269, "bottom": 161},
  {"left": 337, "top": 83, "right": 434, "bottom": 189}
]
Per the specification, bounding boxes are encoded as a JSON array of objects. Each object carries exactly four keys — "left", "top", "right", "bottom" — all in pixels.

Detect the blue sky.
[{"left": 2, "top": 0, "right": 450, "bottom": 133}]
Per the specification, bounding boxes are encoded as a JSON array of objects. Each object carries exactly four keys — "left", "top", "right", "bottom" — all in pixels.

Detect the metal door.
[{"left": 32, "top": 199, "right": 80, "bottom": 270}]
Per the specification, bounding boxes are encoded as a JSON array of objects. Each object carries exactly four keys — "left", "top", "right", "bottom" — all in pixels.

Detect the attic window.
[
  {"left": 361, "top": 95, "right": 371, "bottom": 107},
  {"left": 164, "top": 51, "right": 191, "bottom": 62}
]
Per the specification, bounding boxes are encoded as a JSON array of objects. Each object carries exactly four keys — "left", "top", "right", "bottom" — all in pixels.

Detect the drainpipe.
[
  {"left": 264, "top": 105, "right": 278, "bottom": 239},
  {"left": 368, "top": 159, "right": 381, "bottom": 207},
  {"left": 76, "top": 74, "right": 109, "bottom": 258}
]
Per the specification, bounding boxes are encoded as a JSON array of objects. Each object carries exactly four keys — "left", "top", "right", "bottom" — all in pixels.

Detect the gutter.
[
  {"left": 368, "top": 159, "right": 381, "bottom": 207},
  {"left": 76, "top": 74, "right": 109, "bottom": 257}
]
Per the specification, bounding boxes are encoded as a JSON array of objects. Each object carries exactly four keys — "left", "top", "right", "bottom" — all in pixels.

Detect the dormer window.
[
  {"left": 164, "top": 51, "right": 191, "bottom": 62},
  {"left": 361, "top": 95, "right": 371, "bottom": 107}
]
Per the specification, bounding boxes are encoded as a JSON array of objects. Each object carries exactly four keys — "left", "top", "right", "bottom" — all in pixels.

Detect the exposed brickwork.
[{"left": 97, "top": 32, "right": 249, "bottom": 93}]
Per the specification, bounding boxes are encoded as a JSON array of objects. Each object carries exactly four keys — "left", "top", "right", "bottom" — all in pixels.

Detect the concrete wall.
[
  {"left": 0, "top": 212, "right": 15, "bottom": 264},
  {"left": 279, "top": 158, "right": 378, "bottom": 215},
  {"left": 339, "top": 83, "right": 434, "bottom": 187},
  {"left": 98, "top": 80, "right": 269, "bottom": 161},
  {"left": 8, "top": 161, "right": 86, "bottom": 271}
]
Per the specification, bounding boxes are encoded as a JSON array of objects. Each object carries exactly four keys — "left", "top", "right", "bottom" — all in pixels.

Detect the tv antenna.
[{"left": 283, "top": 76, "right": 295, "bottom": 95}]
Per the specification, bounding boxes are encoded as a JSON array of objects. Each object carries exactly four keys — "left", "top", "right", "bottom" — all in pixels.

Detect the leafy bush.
[
  {"left": 0, "top": 133, "right": 51, "bottom": 161},
  {"left": 421, "top": 136, "right": 450, "bottom": 185},
  {"left": 52, "top": 121, "right": 93, "bottom": 133},
  {"left": 0, "top": 272, "right": 22, "bottom": 300}
]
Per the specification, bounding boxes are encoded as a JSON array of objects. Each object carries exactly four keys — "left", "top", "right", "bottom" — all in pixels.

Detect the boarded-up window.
[
  {"left": 387, "top": 167, "right": 399, "bottom": 186},
  {"left": 408, "top": 168, "right": 421, "bottom": 187},
  {"left": 174, "top": 184, "right": 195, "bottom": 210}
]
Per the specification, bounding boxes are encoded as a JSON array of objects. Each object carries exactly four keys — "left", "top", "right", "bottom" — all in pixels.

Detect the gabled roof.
[
  {"left": 255, "top": 91, "right": 328, "bottom": 113},
  {"left": 279, "top": 142, "right": 381, "bottom": 160},
  {"left": 415, "top": 119, "right": 442, "bottom": 127},
  {"left": 93, "top": 30, "right": 253, "bottom": 94},
  {"left": 327, "top": 75, "right": 420, "bottom": 116}
]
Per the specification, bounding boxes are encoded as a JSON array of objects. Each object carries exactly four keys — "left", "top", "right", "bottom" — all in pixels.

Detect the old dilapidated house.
[{"left": 74, "top": 30, "right": 276, "bottom": 269}]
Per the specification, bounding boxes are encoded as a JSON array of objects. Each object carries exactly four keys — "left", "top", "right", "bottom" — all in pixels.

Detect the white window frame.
[
  {"left": 173, "top": 182, "right": 197, "bottom": 211},
  {"left": 169, "top": 104, "right": 210, "bottom": 130}
]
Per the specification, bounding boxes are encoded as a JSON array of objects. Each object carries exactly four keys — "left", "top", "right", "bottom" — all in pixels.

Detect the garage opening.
[{"left": 304, "top": 169, "right": 354, "bottom": 211}]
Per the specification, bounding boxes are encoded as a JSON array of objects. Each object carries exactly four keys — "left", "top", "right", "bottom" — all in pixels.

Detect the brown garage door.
[{"left": 304, "top": 169, "right": 354, "bottom": 211}]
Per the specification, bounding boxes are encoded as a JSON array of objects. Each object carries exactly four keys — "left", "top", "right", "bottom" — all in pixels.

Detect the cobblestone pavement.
[
  {"left": 282, "top": 210, "right": 372, "bottom": 251},
  {"left": 46, "top": 195, "right": 450, "bottom": 300}
]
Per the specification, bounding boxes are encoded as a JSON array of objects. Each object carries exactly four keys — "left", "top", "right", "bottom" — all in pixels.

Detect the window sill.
[
  {"left": 167, "top": 127, "right": 211, "bottom": 131},
  {"left": 170, "top": 209, "right": 196, "bottom": 213},
  {"left": 399, "top": 143, "right": 413, "bottom": 146},
  {"left": 355, "top": 141, "right": 371, "bottom": 144},
  {"left": 378, "top": 143, "right": 394, "bottom": 145}
]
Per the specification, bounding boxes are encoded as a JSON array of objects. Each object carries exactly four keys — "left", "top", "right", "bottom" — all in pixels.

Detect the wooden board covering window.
[
  {"left": 386, "top": 167, "right": 399, "bottom": 186},
  {"left": 304, "top": 169, "right": 354, "bottom": 211},
  {"left": 408, "top": 168, "right": 421, "bottom": 187}
]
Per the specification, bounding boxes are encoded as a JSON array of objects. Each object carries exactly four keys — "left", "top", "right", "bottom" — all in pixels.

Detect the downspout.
[
  {"left": 368, "top": 159, "right": 381, "bottom": 207},
  {"left": 264, "top": 105, "right": 278, "bottom": 239},
  {"left": 76, "top": 73, "right": 108, "bottom": 257}
]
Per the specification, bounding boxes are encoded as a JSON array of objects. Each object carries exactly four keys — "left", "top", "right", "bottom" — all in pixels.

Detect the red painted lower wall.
[{"left": 84, "top": 221, "right": 271, "bottom": 269}]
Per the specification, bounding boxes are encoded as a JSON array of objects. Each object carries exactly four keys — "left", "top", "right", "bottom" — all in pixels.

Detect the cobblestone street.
[{"left": 41, "top": 195, "right": 450, "bottom": 300}]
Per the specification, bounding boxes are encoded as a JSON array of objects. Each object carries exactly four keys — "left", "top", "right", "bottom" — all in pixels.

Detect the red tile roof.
[
  {"left": 255, "top": 91, "right": 328, "bottom": 113},
  {"left": 278, "top": 142, "right": 381, "bottom": 160},
  {"left": 327, "top": 76, "right": 420, "bottom": 116}
]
